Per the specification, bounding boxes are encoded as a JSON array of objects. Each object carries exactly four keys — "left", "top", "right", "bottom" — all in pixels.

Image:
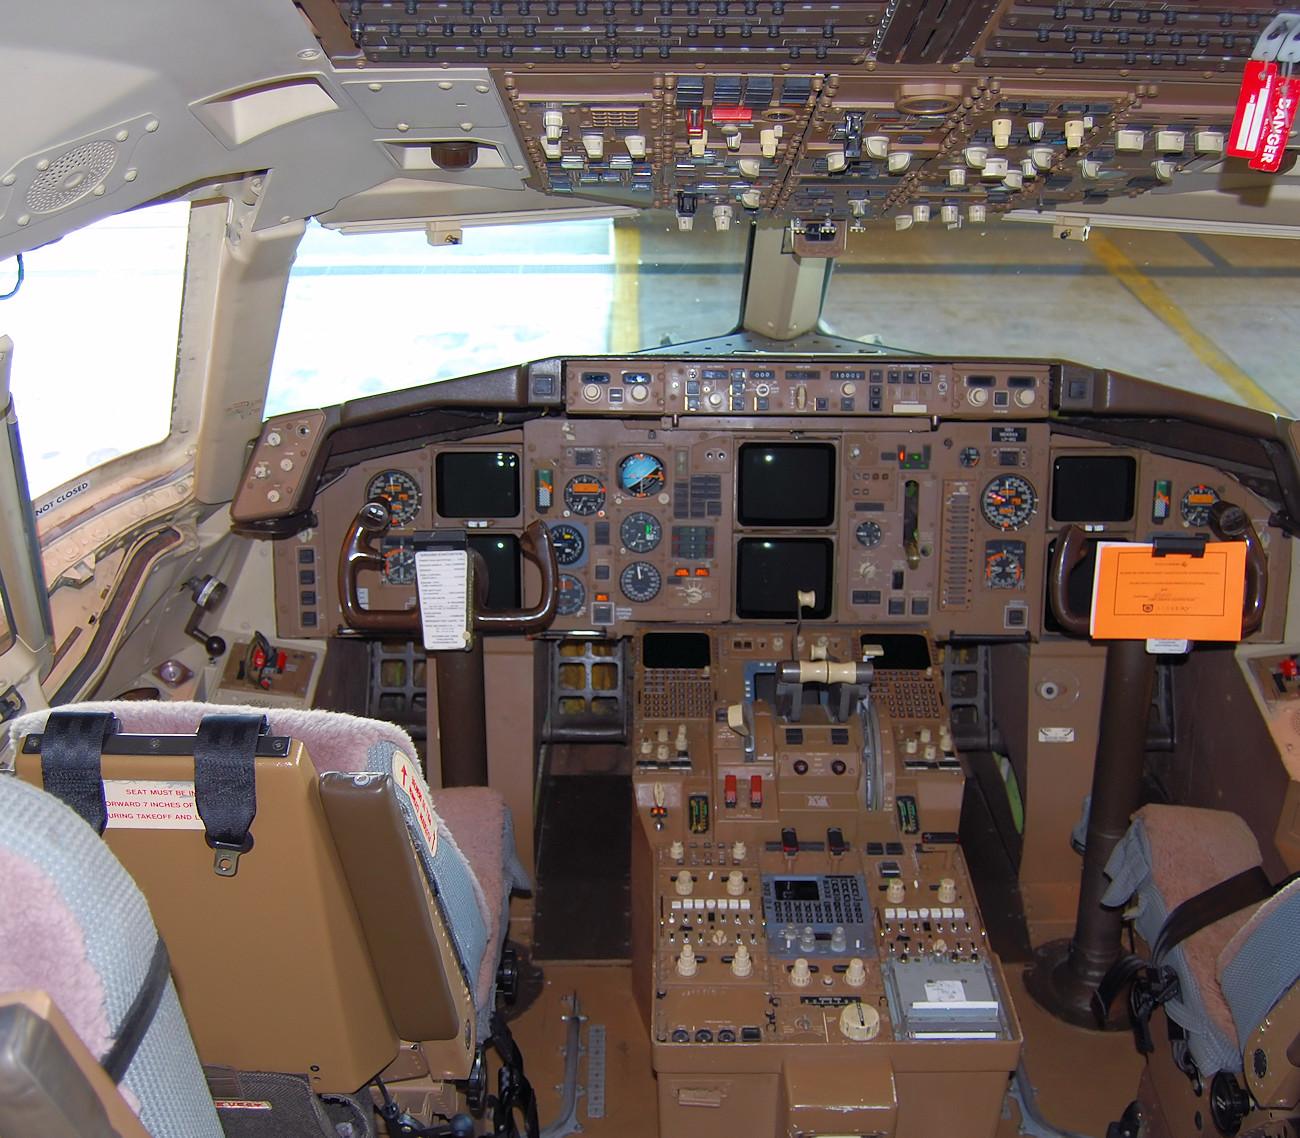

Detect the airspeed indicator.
[
  {"left": 620, "top": 561, "right": 662, "bottom": 603},
  {"left": 981, "top": 474, "right": 1037, "bottom": 531}
]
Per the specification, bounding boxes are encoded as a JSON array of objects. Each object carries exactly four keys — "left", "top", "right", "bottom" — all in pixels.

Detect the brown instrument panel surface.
[{"left": 273, "top": 359, "right": 1288, "bottom": 643}]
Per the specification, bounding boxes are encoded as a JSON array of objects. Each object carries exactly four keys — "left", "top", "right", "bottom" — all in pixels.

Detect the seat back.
[
  {"left": 0, "top": 773, "right": 222, "bottom": 1138},
  {"left": 1101, "top": 803, "right": 1263, "bottom": 1077},
  {"left": 10, "top": 700, "right": 517, "bottom": 1088}
]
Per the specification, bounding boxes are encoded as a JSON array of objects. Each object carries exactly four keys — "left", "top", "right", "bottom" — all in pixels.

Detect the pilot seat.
[{"left": 5, "top": 700, "right": 537, "bottom": 1137}]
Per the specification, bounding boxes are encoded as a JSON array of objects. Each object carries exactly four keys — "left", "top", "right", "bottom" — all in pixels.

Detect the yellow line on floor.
[
  {"left": 609, "top": 222, "right": 641, "bottom": 352},
  {"left": 1087, "top": 231, "right": 1287, "bottom": 415}
]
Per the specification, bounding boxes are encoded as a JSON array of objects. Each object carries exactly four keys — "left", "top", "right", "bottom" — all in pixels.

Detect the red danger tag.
[
  {"left": 1228, "top": 60, "right": 1279, "bottom": 158},
  {"left": 1249, "top": 75, "right": 1300, "bottom": 171}
]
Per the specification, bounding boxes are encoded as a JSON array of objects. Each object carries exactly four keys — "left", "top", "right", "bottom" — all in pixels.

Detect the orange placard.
[{"left": 1090, "top": 542, "right": 1247, "bottom": 641}]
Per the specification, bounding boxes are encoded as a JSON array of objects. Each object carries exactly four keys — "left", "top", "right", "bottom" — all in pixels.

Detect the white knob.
[
  {"left": 830, "top": 925, "right": 847, "bottom": 952},
  {"left": 845, "top": 957, "right": 867, "bottom": 987},
  {"left": 625, "top": 134, "right": 647, "bottom": 158},
  {"left": 675, "top": 870, "right": 694, "bottom": 896},
  {"left": 968, "top": 204, "right": 987, "bottom": 223},
  {"left": 940, "top": 204, "right": 959, "bottom": 225},
  {"left": 1115, "top": 129, "right": 1145, "bottom": 152},
  {"left": 992, "top": 118, "right": 1013, "bottom": 148},
  {"left": 1194, "top": 130, "right": 1224, "bottom": 154},
  {"left": 799, "top": 926, "right": 817, "bottom": 952},
  {"left": 1064, "top": 119, "right": 1085, "bottom": 149},
  {"left": 738, "top": 158, "right": 761, "bottom": 178},
  {"left": 727, "top": 870, "right": 745, "bottom": 896},
  {"left": 948, "top": 166, "right": 967, "bottom": 187},
  {"left": 887, "top": 151, "right": 912, "bottom": 173},
  {"left": 731, "top": 841, "right": 747, "bottom": 861},
  {"left": 712, "top": 205, "right": 733, "bottom": 232},
  {"left": 790, "top": 958, "right": 812, "bottom": 987},
  {"left": 938, "top": 878, "right": 957, "bottom": 904},
  {"left": 1156, "top": 130, "right": 1186, "bottom": 153},
  {"left": 1028, "top": 119, "right": 1045, "bottom": 140},
  {"left": 265, "top": 431, "right": 282, "bottom": 447},
  {"left": 886, "top": 879, "right": 905, "bottom": 904},
  {"left": 543, "top": 106, "right": 564, "bottom": 142},
  {"left": 912, "top": 202, "right": 930, "bottom": 223},
  {"left": 675, "top": 723, "right": 688, "bottom": 751},
  {"left": 826, "top": 150, "right": 847, "bottom": 173},
  {"left": 1030, "top": 146, "right": 1054, "bottom": 170},
  {"left": 919, "top": 728, "right": 932, "bottom": 743},
  {"left": 865, "top": 135, "right": 889, "bottom": 159},
  {"left": 731, "top": 942, "right": 753, "bottom": 978},
  {"left": 677, "top": 944, "right": 698, "bottom": 977},
  {"left": 707, "top": 390, "right": 723, "bottom": 407},
  {"left": 670, "top": 840, "right": 685, "bottom": 861},
  {"left": 963, "top": 145, "right": 988, "bottom": 169},
  {"left": 838, "top": 1000, "right": 881, "bottom": 1041}
]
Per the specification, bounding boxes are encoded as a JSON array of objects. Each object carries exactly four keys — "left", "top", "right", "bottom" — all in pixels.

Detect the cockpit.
[{"left": 3, "top": 4, "right": 1300, "bottom": 1138}]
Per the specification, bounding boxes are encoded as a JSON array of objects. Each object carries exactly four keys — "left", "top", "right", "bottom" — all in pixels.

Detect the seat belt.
[
  {"left": 193, "top": 713, "right": 266, "bottom": 876},
  {"left": 101, "top": 936, "right": 171, "bottom": 1084},
  {"left": 38, "top": 711, "right": 119, "bottom": 834},
  {"left": 1094, "top": 865, "right": 1275, "bottom": 1049}
]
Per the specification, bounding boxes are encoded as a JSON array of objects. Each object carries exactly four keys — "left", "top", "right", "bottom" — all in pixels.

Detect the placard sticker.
[
  {"left": 924, "top": 980, "right": 967, "bottom": 1003},
  {"left": 391, "top": 748, "right": 439, "bottom": 856},
  {"left": 104, "top": 781, "right": 204, "bottom": 830},
  {"left": 414, "top": 549, "right": 470, "bottom": 652}
]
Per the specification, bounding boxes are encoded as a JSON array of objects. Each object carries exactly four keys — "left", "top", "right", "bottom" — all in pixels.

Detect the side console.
[{"left": 630, "top": 627, "right": 1021, "bottom": 1138}]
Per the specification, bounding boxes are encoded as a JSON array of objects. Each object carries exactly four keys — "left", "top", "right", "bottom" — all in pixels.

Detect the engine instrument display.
[
  {"left": 620, "top": 561, "right": 662, "bottom": 602},
  {"left": 565, "top": 475, "right": 607, "bottom": 516},
  {"left": 981, "top": 475, "right": 1037, "bottom": 531},
  {"left": 618, "top": 453, "right": 666, "bottom": 497},
  {"left": 366, "top": 470, "right": 422, "bottom": 526},
  {"left": 621, "top": 511, "right": 662, "bottom": 553}
]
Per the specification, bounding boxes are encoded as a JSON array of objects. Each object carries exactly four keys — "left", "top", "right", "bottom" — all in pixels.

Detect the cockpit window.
[
  {"left": 2, "top": 201, "right": 189, "bottom": 499},
  {"left": 821, "top": 221, "right": 1295, "bottom": 417},
  {"left": 265, "top": 210, "right": 747, "bottom": 416}
]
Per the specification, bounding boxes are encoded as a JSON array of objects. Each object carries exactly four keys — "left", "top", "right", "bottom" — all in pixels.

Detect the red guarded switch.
[
  {"left": 724, "top": 774, "right": 738, "bottom": 808},
  {"left": 750, "top": 774, "right": 763, "bottom": 808}
]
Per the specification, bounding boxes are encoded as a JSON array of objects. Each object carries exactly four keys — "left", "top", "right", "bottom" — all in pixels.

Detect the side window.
[{"left": 1, "top": 201, "right": 189, "bottom": 499}]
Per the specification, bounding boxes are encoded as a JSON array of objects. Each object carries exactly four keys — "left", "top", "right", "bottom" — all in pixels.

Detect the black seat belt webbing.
[
  {"left": 1151, "top": 865, "right": 1273, "bottom": 962},
  {"left": 39, "top": 711, "right": 119, "bottom": 835},
  {"left": 101, "top": 936, "right": 171, "bottom": 1085},
  {"left": 193, "top": 713, "right": 265, "bottom": 876}
]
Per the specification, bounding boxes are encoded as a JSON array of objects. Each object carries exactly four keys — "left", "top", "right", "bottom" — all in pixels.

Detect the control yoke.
[
  {"left": 1030, "top": 509, "right": 1269, "bottom": 1027},
  {"left": 338, "top": 500, "right": 558, "bottom": 787},
  {"left": 339, "top": 500, "right": 559, "bottom": 636}
]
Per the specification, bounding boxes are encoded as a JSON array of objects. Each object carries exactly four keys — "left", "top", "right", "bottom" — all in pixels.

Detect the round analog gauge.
[
  {"left": 548, "top": 522, "right": 587, "bottom": 566},
  {"left": 366, "top": 470, "right": 422, "bottom": 526},
  {"left": 1181, "top": 484, "right": 1220, "bottom": 527},
  {"left": 981, "top": 474, "right": 1037, "bottom": 531},
  {"left": 557, "top": 574, "right": 586, "bottom": 617},
  {"left": 618, "top": 453, "right": 666, "bottom": 497},
  {"left": 564, "top": 475, "right": 606, "bottom": 516},
  {"left": 383, "top": 545, "right": 416, "bottom": 586},
  {"left": 959, "top": 447, "right": 981, "bottom": 468},
  {"left": 986, "top": 546, "right": 1024, "bottom": 589},
  {"left": 855, "top": 520, "right": 883, "bottom": 548},
  {"left": 619, "top": 561, "right": 662, "bottom": 603},
  {"left": 621, "top": 511, "right": 662, "bottom": 553}
]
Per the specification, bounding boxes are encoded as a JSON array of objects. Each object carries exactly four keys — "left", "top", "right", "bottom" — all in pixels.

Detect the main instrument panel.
[{"left": 266, "top": 356, "right": 1287, "bottom": 643}]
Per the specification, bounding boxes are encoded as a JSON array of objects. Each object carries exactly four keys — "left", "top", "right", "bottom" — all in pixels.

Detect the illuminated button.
[
  {"left": 265, "top": 431, "right": 282, "bottom": 447},
  {"left": 629, "top": 385, "right": 649, "bottom": 402},
  {"left": 583, "top": 383, "right": 603, "bottom": 402}
]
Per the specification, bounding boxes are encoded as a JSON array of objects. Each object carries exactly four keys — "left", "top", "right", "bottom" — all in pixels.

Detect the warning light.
[
  {"left": 675, "top": 568, "right": 690, "bottom": 577},
  {"left": 712, "top": 106, "right": 753, "bottom": 123},
  {"left": 694, "top": 568, "right": 710, "bottom": 576}
]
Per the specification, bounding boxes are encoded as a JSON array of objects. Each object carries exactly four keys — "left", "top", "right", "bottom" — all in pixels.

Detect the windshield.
[
  {"left": 822, "top": 221, "right": 1295, "bottom": 417},
  {"left": 1, "top": 201, "right": 189, "bottom": 499},
  {"left": 266, "top": 210, "right": 748, "bottom": 416}
]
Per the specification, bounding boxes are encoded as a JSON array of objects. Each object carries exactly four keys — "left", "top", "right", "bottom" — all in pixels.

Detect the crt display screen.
[
  {"left": 436, "top": 451, "right": 521, "bottom": 518},
  {"left": 1051, "top": 455, "right": 1136, "bottom": 523},
  {"left": 736, "top": 443, "right": 836, "bottom": 527},
  {"left": 735, "top": 538, "right": 833, "bottom": 620},
  {"left": 773, "top": 878, "right": 821, "bottom": 902},
  {"left": 642, "top": 632, "right": 712, "bottom": 670},
  {"left": 468, "top": 534, "right": 520, "bottom": 610}
]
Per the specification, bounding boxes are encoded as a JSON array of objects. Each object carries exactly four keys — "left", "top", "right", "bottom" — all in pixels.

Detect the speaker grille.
[{"left": 26, "top": 140, "right": 117, "bottom": 213}]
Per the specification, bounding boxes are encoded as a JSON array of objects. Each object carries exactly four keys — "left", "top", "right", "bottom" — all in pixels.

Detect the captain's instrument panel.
[{"left": 259, "top": 357, "right": 1288, "bottom": 643}]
